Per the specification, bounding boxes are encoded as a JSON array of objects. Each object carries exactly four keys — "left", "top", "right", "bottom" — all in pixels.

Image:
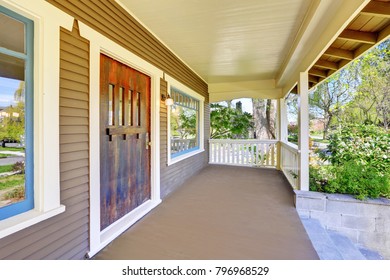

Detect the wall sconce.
[{"left": 161, "top": 93, "right": 174, "bottom": 106}]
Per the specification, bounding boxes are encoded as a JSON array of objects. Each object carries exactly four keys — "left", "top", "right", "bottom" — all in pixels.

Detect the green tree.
[
  {"left": 0, "top": 81, "right": 25, "bottom": 145},
  {"left": 309, "top": 69, "right": 355, "bottom": 139},
  {"left": 210, "top": 103, "right": 253, "bottom": 139},
  {"left": 341, "top": 40, "right": 390, "bottom": 129}
]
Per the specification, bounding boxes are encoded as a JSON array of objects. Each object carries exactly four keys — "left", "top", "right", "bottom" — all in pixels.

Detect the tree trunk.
[{"left": 252, "top": 99, "right": 276, "bottom": 139}]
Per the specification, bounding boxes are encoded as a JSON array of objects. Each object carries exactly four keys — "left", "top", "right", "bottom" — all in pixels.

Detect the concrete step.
[
  {"left": 300, "top": 217, "right": 344, "bottom": 260},
  {"left": 299, "top": 216, "right": 380, "bottom": 260},
  {"left": 326, "top": 230, "right": 365, "bottom": 260}
]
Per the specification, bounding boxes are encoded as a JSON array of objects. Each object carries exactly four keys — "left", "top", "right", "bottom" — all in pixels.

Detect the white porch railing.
[
  {"left": 209, "top": 139, "right": 278, "bottom": 167},
  {"left": 280, "top": 141, "right": 299, "bottom": 188}
]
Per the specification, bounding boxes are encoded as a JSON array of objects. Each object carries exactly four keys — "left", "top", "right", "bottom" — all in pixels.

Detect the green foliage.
[
  {"left": 327, "top": 161, "right": 389, "bottom": 200},
  {"left": 326, "top": 124, "right": 389, "bottom": 173},
  {"left": 170, "top": 106, "right": 197, "bottom": 139},
  {"left": 210, "top": 103, "right": 253, "bottom": 139},
  {"left": 310, "top": 124, "right": 390, "bottom": 199},
  {"left": 0, "top": 102, "right": 25, "bottom": 143},
  {"left": 339, "top": 40, "right": 390, "bottom": 129},
  {"left": 0, "top": 164, "right": 14, "bottom": 173}
]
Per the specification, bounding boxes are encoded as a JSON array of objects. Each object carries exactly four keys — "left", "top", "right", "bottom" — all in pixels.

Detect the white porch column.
[
  {"left": 276, "top": 98, "right": 288, "bottom": 170},
  {"left": 298, "top": 72, "right": 309, "bottom": 191}
]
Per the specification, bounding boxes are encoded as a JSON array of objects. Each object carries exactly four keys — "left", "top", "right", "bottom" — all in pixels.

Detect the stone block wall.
[{"left": 295, "top": 190, "right": 390, "bottom": 259}]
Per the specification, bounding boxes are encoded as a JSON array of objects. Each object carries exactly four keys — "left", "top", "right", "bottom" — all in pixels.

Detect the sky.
[
  {"left": 0, "top": 77, "right": 20, "bottom": 108},
  {"left": 218, "top": 98, "right": 253, "bottom": 114}
]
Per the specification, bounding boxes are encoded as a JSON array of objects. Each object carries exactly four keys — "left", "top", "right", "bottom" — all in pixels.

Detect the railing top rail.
[
  {"left": 209, "top": 139, "right": 278, "bottom": 144},
  {"left": 280, "top": 141, "right": 299, "bottom": 153}
]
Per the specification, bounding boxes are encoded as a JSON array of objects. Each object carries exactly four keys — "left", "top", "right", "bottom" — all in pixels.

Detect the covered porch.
[{"left": 95, "top": 165, "right": 318, "bottom": 260}]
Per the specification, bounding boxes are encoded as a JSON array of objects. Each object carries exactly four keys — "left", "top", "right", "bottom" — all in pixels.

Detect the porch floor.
[{"left": 94, "top": 165, "right": 319, "bottom": 260}]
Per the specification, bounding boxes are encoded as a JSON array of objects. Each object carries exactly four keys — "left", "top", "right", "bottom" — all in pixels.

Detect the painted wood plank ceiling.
[{"left": 119, "top": 0, "right": 312, "bottom": 83}]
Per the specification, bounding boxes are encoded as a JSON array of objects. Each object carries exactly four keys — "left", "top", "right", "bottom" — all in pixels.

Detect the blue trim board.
[{"left": 0, "top": 7, "right": 34, "bottom": 220}]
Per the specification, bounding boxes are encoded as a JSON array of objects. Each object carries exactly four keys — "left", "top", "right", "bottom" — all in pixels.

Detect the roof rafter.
[
  {"left": 360, "top": 1, "right": 390, "bottom": 18},
  {"left": 324, "top": 47, "right": 354, "bottom": 60},
  {"left": 339, "top": 29, "right": 377, "bottom": 44},
  {"left": 309, "top": 68, "right": 328, "bottom": 78},
  {"left": 314, "top": 60, "right": 339, "bottom": 71}
]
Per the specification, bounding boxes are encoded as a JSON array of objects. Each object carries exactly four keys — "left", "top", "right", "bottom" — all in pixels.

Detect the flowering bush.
[{"left": 310, "top": 124, "right": 390, "bottom": 199}]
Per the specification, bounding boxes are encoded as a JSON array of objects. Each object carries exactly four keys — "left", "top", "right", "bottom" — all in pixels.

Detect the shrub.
[
  {"left": 326, "top": 124, "right": 389, "bottom": 174},
  {"left": 326, "top": 161, "right": 389, "bottom": 200},
  {"left": 310, "top": 124, "right": 390, "bottom": 199}
]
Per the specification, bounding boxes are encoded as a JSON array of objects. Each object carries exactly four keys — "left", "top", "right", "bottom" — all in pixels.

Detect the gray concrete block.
[
  {"left": 356, "top": 203, "right": 385, "bottom": 217},
  {"left": 375, "top": 217, "right": 390, "bottom": 233},
  {"left": 326, "top": 212, "right": 342, "bottom": 228},
  {"left": 342, "top": 215, "right": 375, "bottom": 231},
  {"left": 296, "top": 197, "right": 326, "bottom": 211},
  {"left": 327, "top": 200, "right": 357, "bottom": 215},
  {"left": 295, "top": 197, "right": 310, "bottom": 210}
]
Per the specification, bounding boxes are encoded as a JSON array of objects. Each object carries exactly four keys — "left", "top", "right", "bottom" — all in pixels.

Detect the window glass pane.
[
  {"left": 0, "top": 75, "right": 26, "bottom": 209},
  {"left": 0, "top": 53, "right": 25, "bottom": 81},
  {"left": 0, "top": 12, "right": 25, "bottom": 53},
  {"left": 170, "top": 104, "right": 199, "bottom": 157}
]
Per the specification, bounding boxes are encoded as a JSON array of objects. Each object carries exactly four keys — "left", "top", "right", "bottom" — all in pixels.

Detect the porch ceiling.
[{"left": 117, "top": 0, "right": 389, "bottom": 101}]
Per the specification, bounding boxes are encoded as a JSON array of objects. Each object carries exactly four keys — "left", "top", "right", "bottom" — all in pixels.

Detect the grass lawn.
[
  {"left": 0, "top": 147, "right": 24, "bottom": 152},
  {"left": 0, "top": 164, "right": 14, "bottom": 173},
  {"left": 0, "top": 174, "right": 25, "bottom": 191}
]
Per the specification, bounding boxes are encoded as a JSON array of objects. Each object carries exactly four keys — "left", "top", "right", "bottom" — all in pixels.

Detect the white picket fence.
[
  {"left": 280, "top": 141, "right": 299, "bottom": 188},
  {"left": 209, "top": 139, "right": 278, "bottom": 167}
]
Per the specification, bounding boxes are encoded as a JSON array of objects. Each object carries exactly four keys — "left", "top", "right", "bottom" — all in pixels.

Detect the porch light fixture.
[{"left": 162, "top": 93, "right": 174, "bottom": 106}]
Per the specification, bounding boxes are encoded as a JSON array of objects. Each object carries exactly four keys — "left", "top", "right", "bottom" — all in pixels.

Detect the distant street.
[{"left": 0, "top": 156, "right": 24, "bottom": 166}]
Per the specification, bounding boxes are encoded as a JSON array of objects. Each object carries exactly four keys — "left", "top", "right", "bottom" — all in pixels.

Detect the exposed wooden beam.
[
  {"left": 308, "top": 75, "right": 319, "bottom": 84},
  {"left": 314, "top": 60, "right": 339, "bottom": 71},
  {"left": 339, "top": 29, "right": 377, "bottom": 44},
  {"left": 338, "top": 59, "right": 351, "bottom": 69},
  {"left": 354, "top": 43, "right": 374, "bottom": 58},
  {"left": 378, "top": 22, "right": 390, "bottom": 42},
  {"left": 309, "top": 68, "right": 327, "bottom": 78},
  {"left": 324, "top": 47, "right": 354, "bottom": 60},
  {"left": 360, "top": 1, "right": 390, "bottom": 18}
]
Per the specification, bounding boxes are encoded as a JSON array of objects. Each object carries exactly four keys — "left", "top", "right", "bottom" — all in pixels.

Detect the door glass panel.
[
  {"left": 128, "top": 90, "right": 132, "bottom": 126},
  {"left": 119, "top": 87, "right": 124, "bottom": 126},
  {"left": 108, "top": 84, "right": 114, "bottom": 126},
  {"left": 136, "top": 92, "right": 141, "bottom": 126}
]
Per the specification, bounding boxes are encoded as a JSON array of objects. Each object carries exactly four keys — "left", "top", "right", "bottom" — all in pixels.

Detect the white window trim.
[
  {"left": 0, "top": 0, "right": 70, "bottom": 239},
  {"left": 165, "top": 74, "right": 205, "bottom": 166}
]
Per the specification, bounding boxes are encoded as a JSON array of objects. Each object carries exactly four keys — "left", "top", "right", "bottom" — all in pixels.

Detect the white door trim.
[{"left": 78, "top": 22, "right": 162, "bottom": 257}]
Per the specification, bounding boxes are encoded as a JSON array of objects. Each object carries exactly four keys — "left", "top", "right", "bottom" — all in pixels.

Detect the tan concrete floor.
[{"left": 94, "top": 165, "right": 319, "bottom": 260}]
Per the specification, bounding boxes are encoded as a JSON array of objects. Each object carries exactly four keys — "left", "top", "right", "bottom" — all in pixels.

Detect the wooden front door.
[{"left": 100, "top": 54, "right": 151, "bottom": 230}]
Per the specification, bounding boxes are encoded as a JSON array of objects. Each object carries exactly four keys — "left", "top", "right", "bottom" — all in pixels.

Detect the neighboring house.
[{"left": 0, "top": 0, "right": 388, "bottom": 259}]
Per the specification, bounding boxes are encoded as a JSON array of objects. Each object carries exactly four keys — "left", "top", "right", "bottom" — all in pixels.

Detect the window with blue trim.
[
  {"left": 170, "top": 87, "right": 200, "bottom": 158},
  {"left": 0, "top": 7, "right": 34, "bottom": 220}
]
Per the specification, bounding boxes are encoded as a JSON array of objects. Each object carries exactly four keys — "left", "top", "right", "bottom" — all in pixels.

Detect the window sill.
[
  {"left": 167, "top": 148, "right": 205, "bottom": 166},
  {"left": 0, "top": 205, "right": 66, "bottom": 239}
]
